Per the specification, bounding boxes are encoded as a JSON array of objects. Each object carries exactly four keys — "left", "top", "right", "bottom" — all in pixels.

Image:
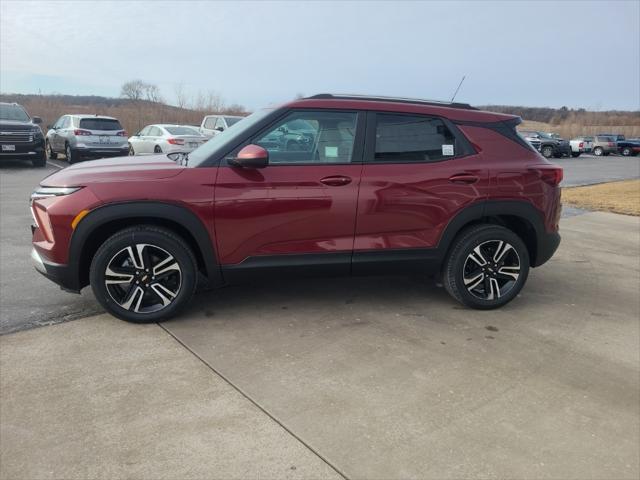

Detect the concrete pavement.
[{"left": 1, "top": 211, "right": 638, "bottom": 479}]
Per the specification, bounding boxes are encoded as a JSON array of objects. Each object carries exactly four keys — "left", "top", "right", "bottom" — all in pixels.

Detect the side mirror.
[
  {"left": 215, "top": 126, "right": 224, "bottom": 132},
  {"left": 228, "top": 144, "right": 269, "bottom": 169},
  {"left": 46, "top": 124, "right": 53, "bottom": 130},
  {"left": 32, "top": 116, "right": 42, "bottom": 124}
]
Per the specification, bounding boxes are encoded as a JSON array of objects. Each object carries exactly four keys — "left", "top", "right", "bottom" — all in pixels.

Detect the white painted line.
[{"left": 46, "top": 161, "right": 64, "bottom": 169}]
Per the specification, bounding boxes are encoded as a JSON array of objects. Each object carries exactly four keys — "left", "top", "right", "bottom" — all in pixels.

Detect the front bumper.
[
  {"left": 0, "top": 139, "right": 45, "bottom": 158},
  {"left": 31, "top": 247, "right": 80, "bottom": 293}
]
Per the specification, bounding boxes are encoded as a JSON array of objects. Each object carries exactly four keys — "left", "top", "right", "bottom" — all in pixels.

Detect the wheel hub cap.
[
  {"left": 463, "top": 240, "right": 521, "bottom": 301},
  {"left": 105, "top": 243, "right": 182, "bottom": 313}
]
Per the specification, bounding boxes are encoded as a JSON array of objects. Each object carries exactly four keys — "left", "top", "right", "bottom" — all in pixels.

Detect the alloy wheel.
[
  {"left": 463, "top": 240, "right": 521, "bottom": 301},
  {"left": 104, "top": 243, "right": 182, "bottom": 314}
]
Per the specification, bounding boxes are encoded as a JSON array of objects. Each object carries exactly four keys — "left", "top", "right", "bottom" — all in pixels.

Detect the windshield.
[
  {"left": 188, "top": 109, "right": 274, "bottom": 167},
  {"left": 0, "top": 104, "right": 30, "bottom": 122},
  {"left": 537, "top": 132, "right": 553, "bottom": 139},
  {"left": 165, "top": 126, "right": 200, "bottom": 135},
  {"left": 225, "top": 117, "right": 242, "bottom": 126}
]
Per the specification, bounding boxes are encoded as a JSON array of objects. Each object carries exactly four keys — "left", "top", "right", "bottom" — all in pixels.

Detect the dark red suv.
[{"left": 31, "top": 94, "right": 562, "bottom": 322}]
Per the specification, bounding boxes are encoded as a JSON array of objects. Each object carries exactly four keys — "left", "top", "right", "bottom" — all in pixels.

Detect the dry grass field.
[{"left": 562, "top": 179, "right": 640, "bottom": 216}]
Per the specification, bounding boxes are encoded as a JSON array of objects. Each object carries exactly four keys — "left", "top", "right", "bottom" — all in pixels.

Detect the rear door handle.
[
  {"left": 320, "top": 175, "right": 352, "bottom": 186},
  {"left": 449, "top": 173, "right": 479, "bottom": 184}
]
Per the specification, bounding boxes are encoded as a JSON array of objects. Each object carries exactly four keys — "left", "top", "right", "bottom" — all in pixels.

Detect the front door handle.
[
  {"left": 320, "top": 175, "right": 352, "bottom": 186},
  {"left": 449, "top": 173, "right": 479, "bottom": 184}
]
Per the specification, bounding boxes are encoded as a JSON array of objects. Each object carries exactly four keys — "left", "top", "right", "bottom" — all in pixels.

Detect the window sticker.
[
  {"left": 442, "top": 144, "right": 454, "bottom": 156},
  {"left": 325, "top": 146, "right": 338, "bottom": 158}
]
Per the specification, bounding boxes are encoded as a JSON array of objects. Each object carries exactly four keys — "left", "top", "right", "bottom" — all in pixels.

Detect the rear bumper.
[
  {"left": 31, "top": 248, "right": 80, "bottom": 293},
  {"left": 533, "top": 231, "right": 561, "bottom": 267},
  {"left": 74, "top": 146, "right": 129, "bottom": 158}
]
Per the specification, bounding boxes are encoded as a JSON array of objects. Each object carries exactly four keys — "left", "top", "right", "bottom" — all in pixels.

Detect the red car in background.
[{"left": 31, "top": 94, "right": 562, "bottom": 323}]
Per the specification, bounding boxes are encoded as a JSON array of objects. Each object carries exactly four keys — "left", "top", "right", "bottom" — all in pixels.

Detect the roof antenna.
[{"left": 450, "top": 75, "right": 466, "bottom": 102}]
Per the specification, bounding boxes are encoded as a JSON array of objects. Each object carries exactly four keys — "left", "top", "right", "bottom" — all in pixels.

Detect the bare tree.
[
  {"left": 120, "top": 80, "right": 146, "bottom": 101},
  {"left": 174, "top": 82, "right": 188, "bottom": 108},
  {"left": 144, "top": 84, "right": 163, "bottom": 103},
  {"left": 205, "top": 90, "right": 225, "bottom": 113}
]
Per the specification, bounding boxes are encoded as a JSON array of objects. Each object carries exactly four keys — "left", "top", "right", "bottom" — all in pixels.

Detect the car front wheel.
[
  {"left": 46, "top": 140, "right": 57, "bottom": 160},
  {"left": 90, "top": 226, "right": 197, "bottom": 323},
  {"left": 621, "top": 147, "right": 632, "bottom": 156},
  {"left": 443, "top": 225, "right": 530, "bottom": 310},
  {"left": 541, "top": 145, "right": 554, "bottom": 158}
]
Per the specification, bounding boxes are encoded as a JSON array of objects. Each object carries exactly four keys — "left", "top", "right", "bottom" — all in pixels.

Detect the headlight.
[{"left": 31, "top": 186, "right": 82, "bottom": 200}]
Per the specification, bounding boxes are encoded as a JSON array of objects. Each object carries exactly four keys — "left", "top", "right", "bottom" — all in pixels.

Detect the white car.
[
  {"left": 128, "top": 124, "right": 206, "bottom": 155},
  {"left": 199, "top": 115, "right": 244, "bottom": 138},
  {"left": 569, "top": 136, "right": 594, "bottom": 158}
]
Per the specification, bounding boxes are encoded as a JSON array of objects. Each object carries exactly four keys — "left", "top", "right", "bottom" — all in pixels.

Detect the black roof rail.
[{"left": 305, "top": 93, "right": 477, "bottom": 111}]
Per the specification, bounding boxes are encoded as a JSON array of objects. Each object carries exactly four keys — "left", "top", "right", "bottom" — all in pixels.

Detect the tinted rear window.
[
  {"left": 165, "top": 126, "right": 200, "bottom": 135},
  {"left": 79, "top": 118, "right": 122, "bottom": 131}
]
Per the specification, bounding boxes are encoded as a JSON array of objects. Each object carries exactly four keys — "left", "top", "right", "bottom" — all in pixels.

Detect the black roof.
[{"left": 305, "top": 93, "right": 477, "bottom": 111}]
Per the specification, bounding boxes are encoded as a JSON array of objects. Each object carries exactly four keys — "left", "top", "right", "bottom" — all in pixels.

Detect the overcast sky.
[{"left": 1, "top": 0, "right": 639, "bottom": 110}]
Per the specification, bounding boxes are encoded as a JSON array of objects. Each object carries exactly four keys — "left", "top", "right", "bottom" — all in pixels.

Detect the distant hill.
[
  {"left": 2, "top": 93, "right": 638, "bottom": 139},
  {"left": 0, "top": 93, "right": 246, "bottom": 135}
]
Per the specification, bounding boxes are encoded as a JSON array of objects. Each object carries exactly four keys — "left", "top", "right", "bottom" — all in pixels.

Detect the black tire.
[
  {"left": 46, "top": 140, "right": 58, "bottom": 159},
  {"left": 65, "top": 143, "right": 79, "bottom": 164},
  {"left": 128, "top": 143, "right": 135, "bottom": 156},
  {"left": 443, "top": 224, "right": 530, "bottom": 310},
  {"left": 32, "top": 150, "right": 46, "bottom": 168},
  {"left": 541, "top": 145, "right": 554, "bottom": 158},
  {"left": 603, "top": 152, "right": 610, "bottom": 156},
  {"left": 154, "top": 145, "right": 162, "bottom": 154},
  {"left": 90, "top": 226, "right": 198, "bottom": 323},
  {"left": 571, "top": 152, "right": 581, "bottom": 158},
  {"left": 593, "top": 146, "right": 604, "bottom": 156},
  {"left": 621, "top": 147, "right": 632, "bottom": 156}
]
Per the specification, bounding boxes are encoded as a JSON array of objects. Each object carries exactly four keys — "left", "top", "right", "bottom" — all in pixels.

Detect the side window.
[
  {"left": 204, "top": 117, "right": 217, "bottom": 129},
  {"left": 214, "top": 117, "right": 225, "bottom": 130},
  {"left": 254, "top": 111, "right": 357, "bottom": 164},
  {"left": 374, "top": 114, "right": 458, "bottom": 162},
  {"left": 139, "top": 126, "right": 151, "bottom": 136},
  {"left": 149, "top": 127, "right": 162, "bottom": 136},
  {"left": 59, "top": 116, "right": 69, "bottom": 129},
  {"left": 53, "top": 116, "right": 64, "bottom": 128}
]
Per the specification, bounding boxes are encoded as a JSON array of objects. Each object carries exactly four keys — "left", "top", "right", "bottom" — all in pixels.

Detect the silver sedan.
[{"left": 128, "top": 124, "right": 206, "bottom": 155}]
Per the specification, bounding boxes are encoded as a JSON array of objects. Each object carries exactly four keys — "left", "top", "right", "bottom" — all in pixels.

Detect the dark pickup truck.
[{"left": 0, "top": 102, "right": 46, "bottom": 167}]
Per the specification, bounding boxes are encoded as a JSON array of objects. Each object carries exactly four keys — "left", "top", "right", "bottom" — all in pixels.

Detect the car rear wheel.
[
  {"left": 621, "top": 147, "right": 632, "bottom": 156},
  {"left": 443, "top": 224, "right": 530, "bottom": 310},
  {"left": 46, "top": 140, "right": 57, "bottom": 160},
  {"left": 541, "top": 145, "right": 554, "bottom": 158},
  {"left": 154, "top": 145, "right": 162, "bottom": 154},
  {"left": 90, "top": 226, "right": 197, "bottom": 323},
  {"left": 593, "top": 146, "right": 604, "bottom": 156},
  {"left": 65, "top": 143, "right": 79, "bottom": 164},
  {"left": 128, "top": 144, "right": 136, "bottom": 156}
]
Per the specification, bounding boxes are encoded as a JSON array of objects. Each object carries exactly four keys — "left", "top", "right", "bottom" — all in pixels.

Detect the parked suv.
[
  {"left": 518, "top": 130, "right": 571, "bottom": 158},
  {"left": 591, "top": 135, "right": 617, "bottom": 156},
  {"left": 199, "top": 114, "right": 243, "bottom": 137},
  {"left": 0, "top": 102, "right": 46, "bottom": 167},
  {"left": 31, "top": 94, "right": 562, "bottom": 322},
  {"left": 45, "top": 115, "right": 128, "bottom": 163}
]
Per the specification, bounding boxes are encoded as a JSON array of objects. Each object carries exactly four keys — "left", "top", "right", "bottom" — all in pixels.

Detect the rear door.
[
  {"left": 214, "top": 109, "right": 365, "bottom": 277},
  {"left": 353, "top": 111, "right": 487, "bottom": 273}
]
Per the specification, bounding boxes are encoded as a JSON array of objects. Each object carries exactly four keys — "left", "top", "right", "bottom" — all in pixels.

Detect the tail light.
[
  {"left": 74, "top": 129, "right": 91, "bottom": 136},
  {"left": 167, "top": 138, "right": 184, "bottom": 145},
  {"left": 579, "top": 142, "right": 584, "bottom": 148},
  {"left": 117, "top": 131, "right": 127, "bottom": 136},
  {"left": 531, "top": 165, "right": 563, "bottom": 186}
]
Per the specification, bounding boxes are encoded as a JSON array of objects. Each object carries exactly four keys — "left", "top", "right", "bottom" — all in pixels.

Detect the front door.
[{"left": 214, "top": 109, "right": 365, "bottom": 279}]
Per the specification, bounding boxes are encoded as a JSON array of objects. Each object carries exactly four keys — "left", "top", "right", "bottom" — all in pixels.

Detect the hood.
[
  {"left": 41, "top": 154, "right": 185, "bottom": 187},
  {"left": 0, "top": 119, "right": 39, "bottom": 131}
]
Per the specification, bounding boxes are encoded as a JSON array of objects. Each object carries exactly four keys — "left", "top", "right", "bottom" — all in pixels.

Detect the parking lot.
[{"left": 1, "top": 154, "right": 639, "bottom": 479}]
